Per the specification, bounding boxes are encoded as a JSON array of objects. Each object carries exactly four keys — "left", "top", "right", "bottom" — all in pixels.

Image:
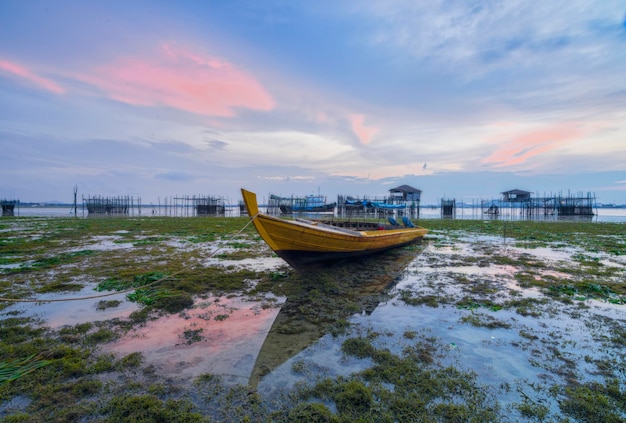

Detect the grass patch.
[
  {"left": 95, "top": 271, "right": 170, "bottom": 292},
  {"left": 548, "top": 282, "right": 625, "bottom": 304},
  {"left": 560, "top": 379, "right": 626, "bottom": 423},
  {"left": 460, "top": 312, "right": 512, "bottom": 329},
  {"left": 0, "top": 354, "right": 54, "bottom": 385},
  {"left": 295, "top": 335, "right": 500, "bottom": 422},
  {"left": 101, "top": 395, "right": 204, "bottom": 422}
]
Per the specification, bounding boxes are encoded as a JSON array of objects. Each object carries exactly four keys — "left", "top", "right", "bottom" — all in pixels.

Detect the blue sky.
[{"left": 1, "top": 1, "right": 625, "bottom": 205}]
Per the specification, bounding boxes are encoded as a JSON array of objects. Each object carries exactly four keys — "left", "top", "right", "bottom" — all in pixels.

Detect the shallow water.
[
  {"left": 256, "top": 290, "right": 624, "bottom": 411},
  {"left": 4, "top": 287, "right": 137, "bottom": 328},
  {"left": 2, "top": 224, "right": 624, "bottom": 420},
  {"left": 250, "top": 231, "right": 625, "bottom": 420},
  {"left": 103, "top": 295, "right": 284, "bottom": 385},
  {"left": 11, "top": 206, "right": 626, "bottom": 222}
]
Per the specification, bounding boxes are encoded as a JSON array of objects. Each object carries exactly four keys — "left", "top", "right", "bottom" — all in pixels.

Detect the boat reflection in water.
[{"left": 249, "top": 244, "right": 423, "bottom": 387}]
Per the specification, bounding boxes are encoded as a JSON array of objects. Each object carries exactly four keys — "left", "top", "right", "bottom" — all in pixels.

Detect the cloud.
[
  {"left": 155, "top": 171, "right": 195, "bottom": 181},
  {"left": 481, "top": 123, "right": 583, "bottom": 167},
  {"left": 350, "top": 114, "right": 379, "bottom": 145},
  {"left": 259, "top": 175, "right": 315, "bottom": 182},
  {"left": 222, "top": 130, "right": 353, "bottom": 166},
  {"left": 0, "top": 59, "right": 65, "bottom": 94},
  {"left": 76, "top": 43, "right": 275, "bottom": 117},
  {"left": 357, "top": 2, "right": 624, "bottom": 89},
  {"left": 207, "top": 139, "right": 228, "bottom": 150}
]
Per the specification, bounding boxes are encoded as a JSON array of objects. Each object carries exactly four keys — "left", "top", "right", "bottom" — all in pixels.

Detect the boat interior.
[{"left": 315, "top": 218, "right": 414, "bottom": 231}]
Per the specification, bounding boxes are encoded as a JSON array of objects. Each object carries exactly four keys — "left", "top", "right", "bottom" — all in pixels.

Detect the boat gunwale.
[{"left": 261, "top": 213, "right": 427, "bottom": 239}]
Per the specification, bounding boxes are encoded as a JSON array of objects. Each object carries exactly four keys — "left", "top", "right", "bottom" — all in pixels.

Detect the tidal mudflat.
[{"left": 1, "top": 217, "right": 624, "bottom": 422}]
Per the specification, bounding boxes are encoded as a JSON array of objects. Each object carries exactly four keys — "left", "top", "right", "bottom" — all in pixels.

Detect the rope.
[{"left": 0, "top": 218, "right": 256, "bottom": 304}]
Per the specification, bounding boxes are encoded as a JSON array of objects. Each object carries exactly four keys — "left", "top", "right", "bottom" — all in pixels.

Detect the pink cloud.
[
  {"left": 0, "top": 59, "right": 65, "bottom": 94},
  {"left": 79, "top": 43, "right": 274, "bottom": 117},
  {"left": 481, "top": 123, "right": 583, "bottom": 167},
  {"left": 350, "top": 114, "right": 379, "bottom": 145}
]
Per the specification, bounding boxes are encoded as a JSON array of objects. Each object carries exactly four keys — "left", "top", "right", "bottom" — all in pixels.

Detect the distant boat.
[
  {"left": 241, "top": 189, "right": 428, "bottom": 266},
  {"left": 270, "top": 193, "right": 336, "bottom": 214}
]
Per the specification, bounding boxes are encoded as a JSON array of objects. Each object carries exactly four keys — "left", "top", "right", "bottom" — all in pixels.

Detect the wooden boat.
[{"left": 241, "top": 189, "right": 428, "bottom": 265}]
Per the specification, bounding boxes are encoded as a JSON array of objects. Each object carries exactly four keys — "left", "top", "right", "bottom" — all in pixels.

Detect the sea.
[{"left": 7, "top": 205, "right": 626, "bottom": 223}]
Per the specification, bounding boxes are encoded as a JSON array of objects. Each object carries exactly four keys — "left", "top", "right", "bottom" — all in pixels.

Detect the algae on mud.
[{"left": 1, "top": 216, "right": 625, "bottom": 422}]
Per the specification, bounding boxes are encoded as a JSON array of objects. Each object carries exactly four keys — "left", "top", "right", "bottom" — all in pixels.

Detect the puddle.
[
  {"left": 203, "top": 256, "right": 286, "bottom": 272},
  {"left": 0, "top": 261, "right": 22, "bottom": 270},
  {"left": 1, "top": 286, "right": 138, "bottom": 328},
  {"left": 257, "top": 283, "right": 624, "bottom": 419},
  {"left": 103, "top": 295, "right": 284, "bottom": 385},
  {"left": 69, "top": 235, "right": 134, "bottom": 251}
]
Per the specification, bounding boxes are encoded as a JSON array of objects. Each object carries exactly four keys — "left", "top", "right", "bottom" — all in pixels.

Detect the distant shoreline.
[
  {"left": 5, "top": 205, "right": 626, "bottom": 223},
  {"left": 12, "top": 202, "right": 626, "bottom": 209}
]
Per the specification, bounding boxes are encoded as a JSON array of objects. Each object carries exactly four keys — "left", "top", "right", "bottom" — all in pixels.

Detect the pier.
[
  {"left": 192, "top": 196, "right": 226, "bottom": 217},
  {"left": 83, "top": 195, "right": 140, "bottom": 216},
  {"left": 1, "top": 199, "right": 17, "bottom": 216},
  {"left": 480, "top": 190, "right": 596, "bottom": 219},
  {"left": 441, "top": 199, "right": 456, "bottom": 218}
]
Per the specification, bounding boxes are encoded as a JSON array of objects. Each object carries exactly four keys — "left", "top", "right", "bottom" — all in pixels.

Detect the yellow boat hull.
[{"left": 241, "top": 188, "right": 428, "bottom": 264}]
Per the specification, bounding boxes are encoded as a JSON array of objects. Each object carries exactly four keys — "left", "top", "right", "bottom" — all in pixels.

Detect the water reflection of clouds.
[
  {"left": 104, "top": 295, "right": 284, "bottom": 384},
  {"left": 2, "top": 288, "right": 136, "bottom": 328}
]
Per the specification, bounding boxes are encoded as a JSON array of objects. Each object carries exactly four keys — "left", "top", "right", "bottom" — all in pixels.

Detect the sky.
[{"left": 1, "top": 0, "right": 625, "bottom": 206}]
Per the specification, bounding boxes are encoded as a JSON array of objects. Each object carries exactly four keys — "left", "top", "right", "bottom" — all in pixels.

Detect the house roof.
[
  {"left": 501, "top": 189, "right": 531, "bottom": 195},
  {"left": 389, "top": 184, "right": 422, "bottom": 194}
]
